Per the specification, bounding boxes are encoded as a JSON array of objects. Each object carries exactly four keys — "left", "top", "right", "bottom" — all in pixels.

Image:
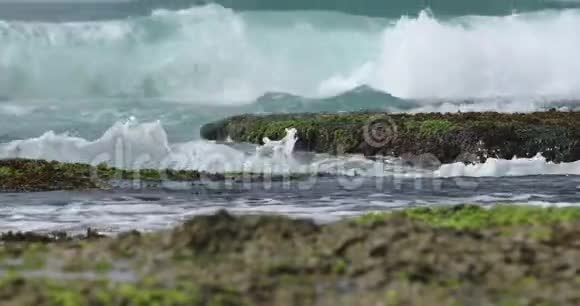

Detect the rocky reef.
[
  {"left": 0, "top": 159, "right": 203, "bottom": 192},
  {"left": 0, "top": 159, "right": 314, "bottom": 192},
  {"left": 201, "top": 111, "right": 580, "bottom": 164},
  {"left": 1, "top": 205, "right": 580, "bottom": 305}
]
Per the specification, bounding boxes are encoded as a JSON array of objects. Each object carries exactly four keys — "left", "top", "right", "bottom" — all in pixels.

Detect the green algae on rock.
[
  {"left": 0, "top": 159, "right": 101, "bottom": 192},
  {"left": 201, "top": 111, "right": 580, "bottom": 163},
  {"left": 355, "top": 204, "right": 580, "bottom": 228},
  {"left": 0, "top": 159, "right": 317, "bottom": 192},
  {"left": 3, "top": 205, "right": 580, "bottom": 305},
  {"left": 0, "top": 159, "right": 204, "bottom": 192}
]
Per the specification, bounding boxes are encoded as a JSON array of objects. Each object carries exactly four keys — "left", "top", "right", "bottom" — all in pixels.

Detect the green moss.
[
  {"left": 0, "top": 166, "right": 14, "bottom": 177},
  {"left": 48, "top": 290, "right": 84, "bottom": 306},
  {"left": 419, "top": 119, "right": 456, "bottom": 136},
  {"left": 385, "top": 290, "right": 398, "bottom": 306},
  {"left": 0, "top": 159, "right": 317, "bottom": 192},
  {"left": 0, "top": 275, "right": 247, "bottom": 306},
  {"left": 0, "top": 159, "right": 205, "bottom": 192},
  {"left": 2, "top": 207, "right": 580, "bottom": 305},
  {"left": 21, "top": 251, "right": 46, "bottom": 270},
  {"left": 354, "top": 205, "right": 580, "bottom": 229},
  {"left": 331, "top": 258, "right": 348, "bottom": 274},
  {"left": 353, "top": 211, "right": 391, "bottom": 225},
  {"left": 202, "top": 111, "right": 580, "bottom": 163},
  {"left": 94, "top": 260, "right": 114, "bottom": 273},
  {"left": 333, "top": 129, "right": 359, "bottom": 153}
]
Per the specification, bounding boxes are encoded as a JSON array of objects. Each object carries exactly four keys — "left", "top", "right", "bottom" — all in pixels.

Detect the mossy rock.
[
  {"left": 3, "top": 206, "right": 580, "bottom": 305},
  {"left": 0, "top": 159, "right": 205, "bottom": 192},
  {"left": 354, "top": 204, "right": 580, "bottom": 229},
  {"left": 201, "top": 111, "right": 580, "bottom": 163},
  {"left": 0, "top": 159, "right": 318, "bottom": 192}
]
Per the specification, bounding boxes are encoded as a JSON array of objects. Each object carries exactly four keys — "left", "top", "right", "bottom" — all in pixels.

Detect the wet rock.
[
  {"left": 0, "top": 159, "right": 309, "bottom": 192},
  {"left": 2, "top": 206, "right": 580, "bottom": 305},
  {"left": 201, "top": 111, "right": 580, "bottom": 163}
]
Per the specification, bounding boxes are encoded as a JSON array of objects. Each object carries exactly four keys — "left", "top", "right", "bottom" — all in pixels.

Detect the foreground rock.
[
  {"left": 201, "top": 111, "right": 580, "bottom": 163},
  {"left": 2, "top": 205, "right": 580, "bottom": 305}
]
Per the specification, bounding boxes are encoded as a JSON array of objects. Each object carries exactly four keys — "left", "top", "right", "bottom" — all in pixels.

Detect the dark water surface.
[{"left": 1, "top": 175, "right": 578, "bottom": 234}]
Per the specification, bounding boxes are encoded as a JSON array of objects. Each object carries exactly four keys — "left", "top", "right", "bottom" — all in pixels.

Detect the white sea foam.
[
  {"left": 435, "top": 154, "right": 580, "bottom": 177},
  {"left": 1, "top": 121, "right": 580, "bottom": 178},
  {"left": 0, "top": 119, "right": 302, "bottom": 173},
  {"left": 365, "top": 10, "right": 580, "bottom": 100},
  {"left": 2, "top": 5, "right": 580, "bottom": 108}
]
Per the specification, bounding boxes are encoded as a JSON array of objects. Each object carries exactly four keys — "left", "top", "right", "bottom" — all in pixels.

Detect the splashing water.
[
  {"left": 2, "top": 5, "right": 580, "bottom": 106},
  {"left": 1, "top": 120, "right": 580, "bottom": 178},
  {"left": 0, "top": 119, "right": 301, "bottom": 174}
]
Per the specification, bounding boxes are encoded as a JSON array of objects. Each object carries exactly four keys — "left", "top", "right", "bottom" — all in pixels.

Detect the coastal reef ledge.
[
  {"left": 0, "top": 159, "right": 308, "bottom": 192},
  {"left": 201, "top": 111, "right": 580, "bottom": 164}
]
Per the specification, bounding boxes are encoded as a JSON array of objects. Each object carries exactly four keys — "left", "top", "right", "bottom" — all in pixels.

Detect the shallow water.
[{"left": 1, "top": 176, "right": 578, "bottom": 234}]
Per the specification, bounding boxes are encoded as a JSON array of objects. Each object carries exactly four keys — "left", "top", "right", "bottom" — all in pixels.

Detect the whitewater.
[
  {"left": 1, "top": 2, "right": 580, "bottom": 232},
  {"left": 2, "top": 5, "right": 580, "bottom": 174},
  {"left": 2, "top": 5, "right": 580, "bottom": 102}
]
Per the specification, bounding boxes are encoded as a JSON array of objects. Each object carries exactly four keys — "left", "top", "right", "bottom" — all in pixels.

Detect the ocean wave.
[
  {"left": 200, "top": 0, "right": 580, "bottom": 16},
  {"left": 2, "top": 120, "right": 580, "bottom": 178},
  {"left": 0, "top": 118, "right": 298, "bottom": 173},
  {"left": 0, "top": 5, "right": 383, "bottom": 103},
  {"left": 3, "top": 0, "right": 580, "bottom": 22},
  {"left": 1, "top": 5, "right": 580, "bottom": 108},
  {"left": 436, "top": 155, "right": 580, "bottom": 177}
]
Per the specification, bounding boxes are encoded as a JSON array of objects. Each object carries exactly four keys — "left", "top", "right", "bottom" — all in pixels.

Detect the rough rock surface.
[
  {"left": 0, "top": 159, "right": 311, "bottom": 192},
  {"left": 201, "top": 111, "right": 580, "bottom": 163},
  {"left": 2, "top": 205, "right": 580, "bottom": 305}
]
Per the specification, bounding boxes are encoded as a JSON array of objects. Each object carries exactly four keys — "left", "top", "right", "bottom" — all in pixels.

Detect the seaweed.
[
  {"left": 2, "top": 206, "right": 580, "bottom": 305},
  {"left": 201, "top": 111, "right": 580, "bottom": 163}
]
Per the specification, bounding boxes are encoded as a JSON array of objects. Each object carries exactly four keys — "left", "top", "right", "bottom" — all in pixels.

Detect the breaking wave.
[
  {"left": 1, "top": 5, "right": 580, "bottom": 108},
  {"left": 1, "top": 121, "right": 579, "bottom": 178},
  {"left": 2, "top": 4, "right": 580, "bottom": 178}
]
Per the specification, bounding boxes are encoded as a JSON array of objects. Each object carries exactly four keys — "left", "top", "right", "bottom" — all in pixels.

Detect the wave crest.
[
  {"left": 2, "top": 5, "right": 580, "bottom": 107},
  {"left": 2, "top": 120, "right": 580, "bottom": 178}
]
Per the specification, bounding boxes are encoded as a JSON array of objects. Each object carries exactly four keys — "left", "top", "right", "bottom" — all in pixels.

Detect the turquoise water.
[
  {"left": 2, "top": 0, "right": 580, "bottom": 21},
  {"left": 1, "top": 1, "right": 580, "bottom": 233},
  {"left": 0, "top": 1, "right": 577, "bottom": 164},
  {"left": 1, "top": 4, "right": 580, "bottom": 141}
]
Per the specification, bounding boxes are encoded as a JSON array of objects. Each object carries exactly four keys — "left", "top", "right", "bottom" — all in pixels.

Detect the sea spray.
[
  {"left": 2, "top": 120, "right": 580, "bottom": 178},
  {"left": 0, "top": 119, "right": 300, "bottom": 173},
  {"left": 2, "top": 6, "right": 580, "bottom": 105}
]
